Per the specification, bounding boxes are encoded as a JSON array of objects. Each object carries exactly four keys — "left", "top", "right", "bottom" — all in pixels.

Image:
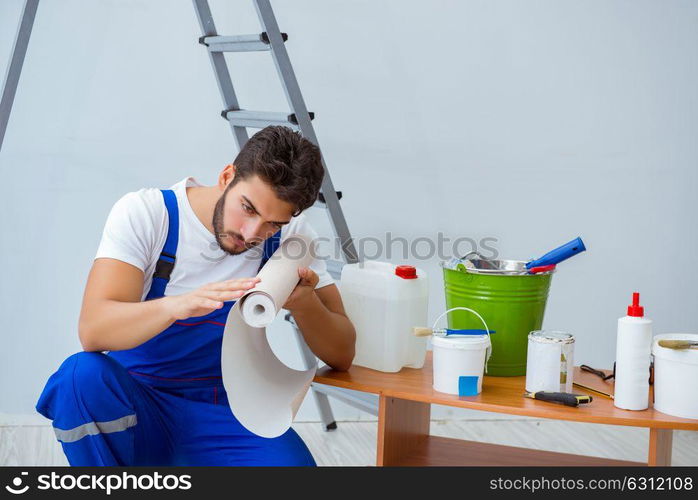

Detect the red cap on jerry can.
[{"left": 395, "top": 265, "right": 417, "bottom": 279}]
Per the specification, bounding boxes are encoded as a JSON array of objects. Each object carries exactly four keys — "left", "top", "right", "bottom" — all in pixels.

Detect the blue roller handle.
[
  {"left": 525, "top": 237, "right": 586, "bottom": 269},
  {"left": 442, "top": 329, "right": 495, "bottom": 336}
]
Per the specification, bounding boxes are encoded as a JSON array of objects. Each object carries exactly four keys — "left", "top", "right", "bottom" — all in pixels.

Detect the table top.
[{"left": 314, "top": 352, "right": 698, "bottom": 430}]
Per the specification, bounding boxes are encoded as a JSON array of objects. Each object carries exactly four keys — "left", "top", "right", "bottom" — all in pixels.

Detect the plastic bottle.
[
  {"left": 613, "top": 292, "right": 653, "bottom": 410},
  {"left": 339, "top": 261, "right": 428, "bottom": 372}
]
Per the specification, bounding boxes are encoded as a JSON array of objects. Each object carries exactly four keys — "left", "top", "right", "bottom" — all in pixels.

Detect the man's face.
[{"left": 212, "top": 174, "right": 296, "bottom": 256}]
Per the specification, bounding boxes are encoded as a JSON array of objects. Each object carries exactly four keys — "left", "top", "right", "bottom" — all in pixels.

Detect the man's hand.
[
  {"left": 283, "top": 267, "right": 319, "bottom": 312},
  {"left": 163, "top": 277, "right": 260, "bottom": 320},
  {"left": 80, "top": 259, "right": 265, "bottom": 352}
]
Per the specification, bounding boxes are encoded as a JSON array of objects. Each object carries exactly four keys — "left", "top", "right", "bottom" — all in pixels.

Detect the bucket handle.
[{"left": 432, "top": 306, "right": 493, "bottom": 373}]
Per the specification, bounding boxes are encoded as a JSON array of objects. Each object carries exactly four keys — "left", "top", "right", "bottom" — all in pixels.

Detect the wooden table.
[{"left": 314, "top": 352, "right": 698, "bottom": 466}]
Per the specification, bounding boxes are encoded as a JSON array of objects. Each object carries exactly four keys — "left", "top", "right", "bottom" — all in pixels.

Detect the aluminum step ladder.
[{"left": 192, "top": 0, "right": 379, "bottom": 430}]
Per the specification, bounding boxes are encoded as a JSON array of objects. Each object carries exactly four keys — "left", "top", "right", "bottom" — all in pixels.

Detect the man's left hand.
[{"left": 283, "top": 267, "right": 319, "bottom": 312}]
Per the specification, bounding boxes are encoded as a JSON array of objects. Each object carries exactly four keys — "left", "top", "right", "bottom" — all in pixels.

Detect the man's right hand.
[{"left": 162, "top": 277, "right": 261, "bottom": 321}]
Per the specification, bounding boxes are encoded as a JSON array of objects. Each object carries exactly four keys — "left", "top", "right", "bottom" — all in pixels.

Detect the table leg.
[
  {"left": 376, "top": 395, "right": 430, "bottom": 466},
  {"left": 648, "top": 428, "right": 673, "bottom": 466}
]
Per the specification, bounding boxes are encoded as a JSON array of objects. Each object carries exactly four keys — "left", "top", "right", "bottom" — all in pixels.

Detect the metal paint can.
[{"left": 525, "top": 330, "right": 575, "bottom": 393}]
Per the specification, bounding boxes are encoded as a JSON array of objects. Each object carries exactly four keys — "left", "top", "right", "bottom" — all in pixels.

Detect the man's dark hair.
[{"left": 231, "top": 126, "right": 324, "bottom": 215}]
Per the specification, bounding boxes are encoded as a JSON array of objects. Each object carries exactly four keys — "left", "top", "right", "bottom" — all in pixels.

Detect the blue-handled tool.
[
  {"left": 525, "top": 237, "right": 586, "bottom": 269},
  {"left": 413, "top": 327, "right": 495, "bottom": 337}
]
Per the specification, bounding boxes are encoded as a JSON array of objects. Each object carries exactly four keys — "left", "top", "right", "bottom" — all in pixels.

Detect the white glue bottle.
[{"left": 614, "top": 292, "right": 653, "bottom": 410}]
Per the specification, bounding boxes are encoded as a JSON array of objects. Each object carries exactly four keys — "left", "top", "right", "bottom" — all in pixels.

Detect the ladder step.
[
  {"left": 222, "top": 109, "right": 314, "bottom": 129},
  {"left": 317, "top": 191, "right": 342, "bottom": 204},
  {"left": 199, "top": 32, "right": 288, "bottom": 53},
  {"left": 312, "top": 191, "right": 342, "bottom": 210}
]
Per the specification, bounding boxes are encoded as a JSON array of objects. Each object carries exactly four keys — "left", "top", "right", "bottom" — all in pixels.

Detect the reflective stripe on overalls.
[{"left": 35, "top": 189, "right": 316, "bottom": 466}]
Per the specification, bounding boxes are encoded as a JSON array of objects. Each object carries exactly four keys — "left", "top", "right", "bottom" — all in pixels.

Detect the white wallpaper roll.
[
  {"left": 221, "top": 234, "right": 317, "bottom": 438},
  {"left": 240, "top": 293, "right": 276, "bottom": 328}
]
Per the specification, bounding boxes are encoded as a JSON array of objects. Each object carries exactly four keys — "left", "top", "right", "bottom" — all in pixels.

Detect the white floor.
[{"left": 2, "top": 414, "right": 697, "bottom": 466}]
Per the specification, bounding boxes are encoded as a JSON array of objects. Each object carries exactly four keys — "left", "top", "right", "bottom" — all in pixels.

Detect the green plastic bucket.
[{"left": 441, "top": 257, "right": 554, "bottom": 376}]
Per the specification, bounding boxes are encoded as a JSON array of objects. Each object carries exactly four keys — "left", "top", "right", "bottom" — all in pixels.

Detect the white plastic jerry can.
[{"left": 339, "top": 261, "right": 429, "bottom": 372}]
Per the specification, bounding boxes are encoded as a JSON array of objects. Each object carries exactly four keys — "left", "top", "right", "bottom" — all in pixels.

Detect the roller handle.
[
  {"left": 525, "top": 391, "right": 593, "bottom": 407},
  {"left": 526, "top": 237, "right": 586, "bottom": 269},
  {"left": 528, "top": 264, "right": 556, "bottom": 274}
]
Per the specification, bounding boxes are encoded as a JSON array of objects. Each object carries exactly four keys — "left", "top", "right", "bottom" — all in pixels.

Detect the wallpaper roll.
[
  {"left": 240, "top": 293, "right": 276, "bottom": 328},
  {"left": 221, "top": 234, "right": 317, "bottom": 438}
]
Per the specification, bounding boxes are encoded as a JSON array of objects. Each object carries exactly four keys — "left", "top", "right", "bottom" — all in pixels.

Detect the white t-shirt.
[{"left": 95, "top": 177, "right": 333, "bottom": 301}]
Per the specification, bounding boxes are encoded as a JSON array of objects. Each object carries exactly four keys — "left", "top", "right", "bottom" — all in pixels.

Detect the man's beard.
[{"left": 212, "top": 190, "right": 261, "bottom": 256}]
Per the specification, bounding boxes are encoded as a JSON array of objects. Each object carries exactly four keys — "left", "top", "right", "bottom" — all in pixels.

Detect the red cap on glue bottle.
[{"left": 627, "top": 292, "right": 644, "bottom": 317}]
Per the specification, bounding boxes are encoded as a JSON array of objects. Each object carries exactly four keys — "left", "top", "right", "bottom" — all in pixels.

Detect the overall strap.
[
  {"left": 259, "top": 230, "right": 282, "bottom": 271},
  {"left": 145, "top": 190, "right": 179, "bottom": 300}
]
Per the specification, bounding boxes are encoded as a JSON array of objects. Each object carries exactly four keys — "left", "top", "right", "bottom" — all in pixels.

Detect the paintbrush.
[
  {"left": 658, "top": 339, "right": 698, "bottom": 350},
  {"left": 413, "top": 327, "right": 495, "bottom": 337}
]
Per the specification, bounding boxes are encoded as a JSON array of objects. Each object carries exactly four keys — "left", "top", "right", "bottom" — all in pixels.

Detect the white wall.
[{"left": 1, "top": 0, "right": 696, "bottom": 421}]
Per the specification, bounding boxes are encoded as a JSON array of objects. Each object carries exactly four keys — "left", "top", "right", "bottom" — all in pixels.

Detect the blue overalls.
[{"left": 36, "top": 190, "right": 316, "bottom": 466}]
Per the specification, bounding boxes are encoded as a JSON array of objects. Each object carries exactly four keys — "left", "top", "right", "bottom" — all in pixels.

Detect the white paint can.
[
  {"left": 432, "top": 334, "right": 491, "bottom": 396},
  {"left": 431, "top": 306, "right": 492, "bottom": 396},
  {"left": 652, "top": 333, "right": 698, "bottom": 419},
  {"left": 525, "top": 330, "right": 575, "bottom": 393}
]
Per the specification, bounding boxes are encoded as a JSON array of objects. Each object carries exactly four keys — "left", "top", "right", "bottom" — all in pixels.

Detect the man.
[{"left": 36, "top": 126, "right": 356, "bottom": 466}]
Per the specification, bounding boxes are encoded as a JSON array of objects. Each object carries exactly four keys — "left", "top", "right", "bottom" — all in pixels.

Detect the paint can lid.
[{"left": 528, "top": 330, "right": 575, "bottom": 344}]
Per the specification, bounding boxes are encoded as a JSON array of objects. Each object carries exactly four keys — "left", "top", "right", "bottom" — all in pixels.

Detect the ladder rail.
[
  {"left": 253, "top": 0, "right": 359, "bottom": 265},
  {"left": 192, "top": 0, "right": 249, "bottom": 149},
  {"left": 0, "top": 0, "right": 40, "bottom": 153}
]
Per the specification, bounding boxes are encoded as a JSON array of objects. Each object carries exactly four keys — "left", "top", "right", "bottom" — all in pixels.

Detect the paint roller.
[{"left": 525, "top": 237, "right": 586, "bottom": 270}]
